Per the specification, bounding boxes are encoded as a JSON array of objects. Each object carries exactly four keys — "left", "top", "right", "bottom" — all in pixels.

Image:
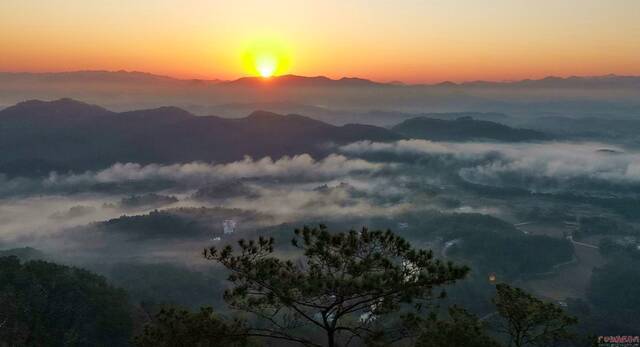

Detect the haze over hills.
[
  {"left": 2, "top": 71, "right": 639, "bottom": 124},
  {"left": 3, "top": 1, "right": 640, "bottom": 343},
  {"left": 0, "top": 83, "right": 637, "bottom": 345}
]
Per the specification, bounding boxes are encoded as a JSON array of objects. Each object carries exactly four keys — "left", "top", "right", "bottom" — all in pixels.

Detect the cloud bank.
[
  {"left": 49, "top": 154, "right": 382, "bottom": 184},
  {"left": 0, "top": 154, "right": 385, "bottom": 198},
  {"left": 341, "top": 140, "right": 640, "bottom": 193}
]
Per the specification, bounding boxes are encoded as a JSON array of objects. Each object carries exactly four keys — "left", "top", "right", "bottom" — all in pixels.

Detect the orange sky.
[{"left": 1, "top": 0, "right": 639, "bottom": 83}]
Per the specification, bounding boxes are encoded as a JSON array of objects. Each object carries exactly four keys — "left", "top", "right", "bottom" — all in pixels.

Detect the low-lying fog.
[{"left": 1, "top": 140, "right": 637, "bottom": 266}]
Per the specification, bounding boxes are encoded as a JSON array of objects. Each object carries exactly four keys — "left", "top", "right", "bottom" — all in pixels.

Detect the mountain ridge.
[
  {"left": 0, "top": 99, "right": 401, "bottom": 175},
  {"left": 392, "top": 116, "right": 550, "bottom": 142},
  {"left": 3, "top": 70, "right": 640, "bottom": 88},
  {"left": 0, "top": 98, "right": 555, "bottom": 177}
]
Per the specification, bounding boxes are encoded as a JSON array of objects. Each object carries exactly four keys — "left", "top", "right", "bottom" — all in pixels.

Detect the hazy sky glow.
[{"left": 1, "top": 0, "right": 639, "bottom": 82}]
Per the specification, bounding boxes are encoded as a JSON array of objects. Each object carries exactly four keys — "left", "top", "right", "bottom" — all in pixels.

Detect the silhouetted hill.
[
  {"left": 0, "top": 99, "right": 401, "bottom": 175},
  {"left": 151, "top": 110, "right": 401, "bottom": 163},
  {"left": 0, "top": 98, "right": 114, "bottom": 121},
  {"left": 391, "top": 116, "right": 549, "bottom": 142},
  {"left": 3, "top": 70, "right": 639, "bottom": 88},
  {"left": 225, "top": 74, "right": 383, "bottom": 87},
  {"left": 95, "top": 207, "right": 264, "bottom": 240},
  {"left": 401, "top": 112, "right": 511, "bottom": 123},
  {"left": 3, "top": 71, "right": 638, "bottom": 124},
  {"left": 440, "top": 75, "right": 640, "bottom": 89},
  {"left": 364, "top": 111, "right": 513, "bottom": 126},
  {"left": 119, "top": 106, "right": 194, "bottom": 122},
  {"left": 517, "top": 115, "right": 640, "bottom": 140},
  {"left": 0, "top": 70, "right": 207, "bottom": 84},
  {"left": 0, "top": 247, "right": 47, "bottom": 261},
  {"left": 225, "top": 73, "right": 640, "bottom": 89}
]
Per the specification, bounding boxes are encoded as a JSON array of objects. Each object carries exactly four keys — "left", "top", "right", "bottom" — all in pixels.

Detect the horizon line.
[{"left": 1, "top": 69, "right": 639, "bottom": 86}]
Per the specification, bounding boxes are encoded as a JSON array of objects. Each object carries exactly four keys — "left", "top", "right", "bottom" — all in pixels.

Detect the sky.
[{"left": 1, "top": 0, "right": 639, "bottom": 83}]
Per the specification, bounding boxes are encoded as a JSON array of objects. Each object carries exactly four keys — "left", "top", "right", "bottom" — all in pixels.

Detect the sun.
[
  {"left": 242, "top": 38, "right": 291, "bottom": 78},
  {"left": 256, "top": 54, "right": 277, "bottom": 78}
]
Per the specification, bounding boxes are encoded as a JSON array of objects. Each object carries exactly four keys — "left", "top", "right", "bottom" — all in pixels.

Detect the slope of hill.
[
  {"left": 0, "top": 99, "right": 401, "bottom": 175},
  {"left": 391, "top": 116, "right": 549, "bottom": 142},
  {"left": 0, "top": 98, "right": 114, "bottom": 121}
]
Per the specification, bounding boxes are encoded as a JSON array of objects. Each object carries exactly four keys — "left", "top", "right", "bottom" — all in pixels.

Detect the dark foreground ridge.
[
  {"left": 0, "top": 99, "right": 400, "bottom": 175},
  {"left": 0, "top": 98, "right": 552, "bottom": 176}
]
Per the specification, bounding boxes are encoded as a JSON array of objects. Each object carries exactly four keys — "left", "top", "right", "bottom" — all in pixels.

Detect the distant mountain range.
[
  {"left": 2, "top": 70, "right": 640, "bottom": 88},
  {"left": 0, "top": 70, "right": 217, "bottom": 85},
  {"left": 2, "top": 71, "right": 638, "bottom": 123},
  {"left": 0, "top": 99, "right": 560, "bottom": 176},
  {"left": 223, "top": 75, "right": 380, "bottom": 87}
]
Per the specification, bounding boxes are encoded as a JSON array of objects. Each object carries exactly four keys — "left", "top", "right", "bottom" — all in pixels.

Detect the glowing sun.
[
  {"left": 255, "top": 54, "right": 277, "bottom": 78},
  {"left": 242, "top": 38, "right": 291, "bottom": 78}
]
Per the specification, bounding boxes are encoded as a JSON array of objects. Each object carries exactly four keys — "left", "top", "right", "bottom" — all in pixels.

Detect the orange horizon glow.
[
  {"left": 3, "top": 67, "right": 640, "bottom": 86},
  {"left": 1, "top": 1, "right": 639, "bottom": 84}
]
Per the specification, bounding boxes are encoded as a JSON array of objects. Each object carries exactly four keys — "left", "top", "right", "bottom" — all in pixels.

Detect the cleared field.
[
  {"left": 517, "top": 222, "right": 568, "bottom": 238},
  {"left": 523, "top": 243, "right": 606, "bottom": 300}
]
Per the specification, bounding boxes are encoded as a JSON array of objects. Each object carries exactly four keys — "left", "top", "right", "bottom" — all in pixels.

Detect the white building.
[{"left": 223, "top": 219, "right": 237, "bottom": 234}]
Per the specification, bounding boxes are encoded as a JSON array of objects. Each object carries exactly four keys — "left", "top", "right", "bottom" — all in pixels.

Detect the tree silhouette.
[
  {"left": 412, "top": 306, "right": 502, "bottom": 347},
  {"left": 135, "top": 307, "right": 249, "bottom": 347},
  {"left": 204, "top": 225, "right": 469, "bottom": 347},
  {"left": 492, "top": 284, "right": 577, "bottom": 347}
]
